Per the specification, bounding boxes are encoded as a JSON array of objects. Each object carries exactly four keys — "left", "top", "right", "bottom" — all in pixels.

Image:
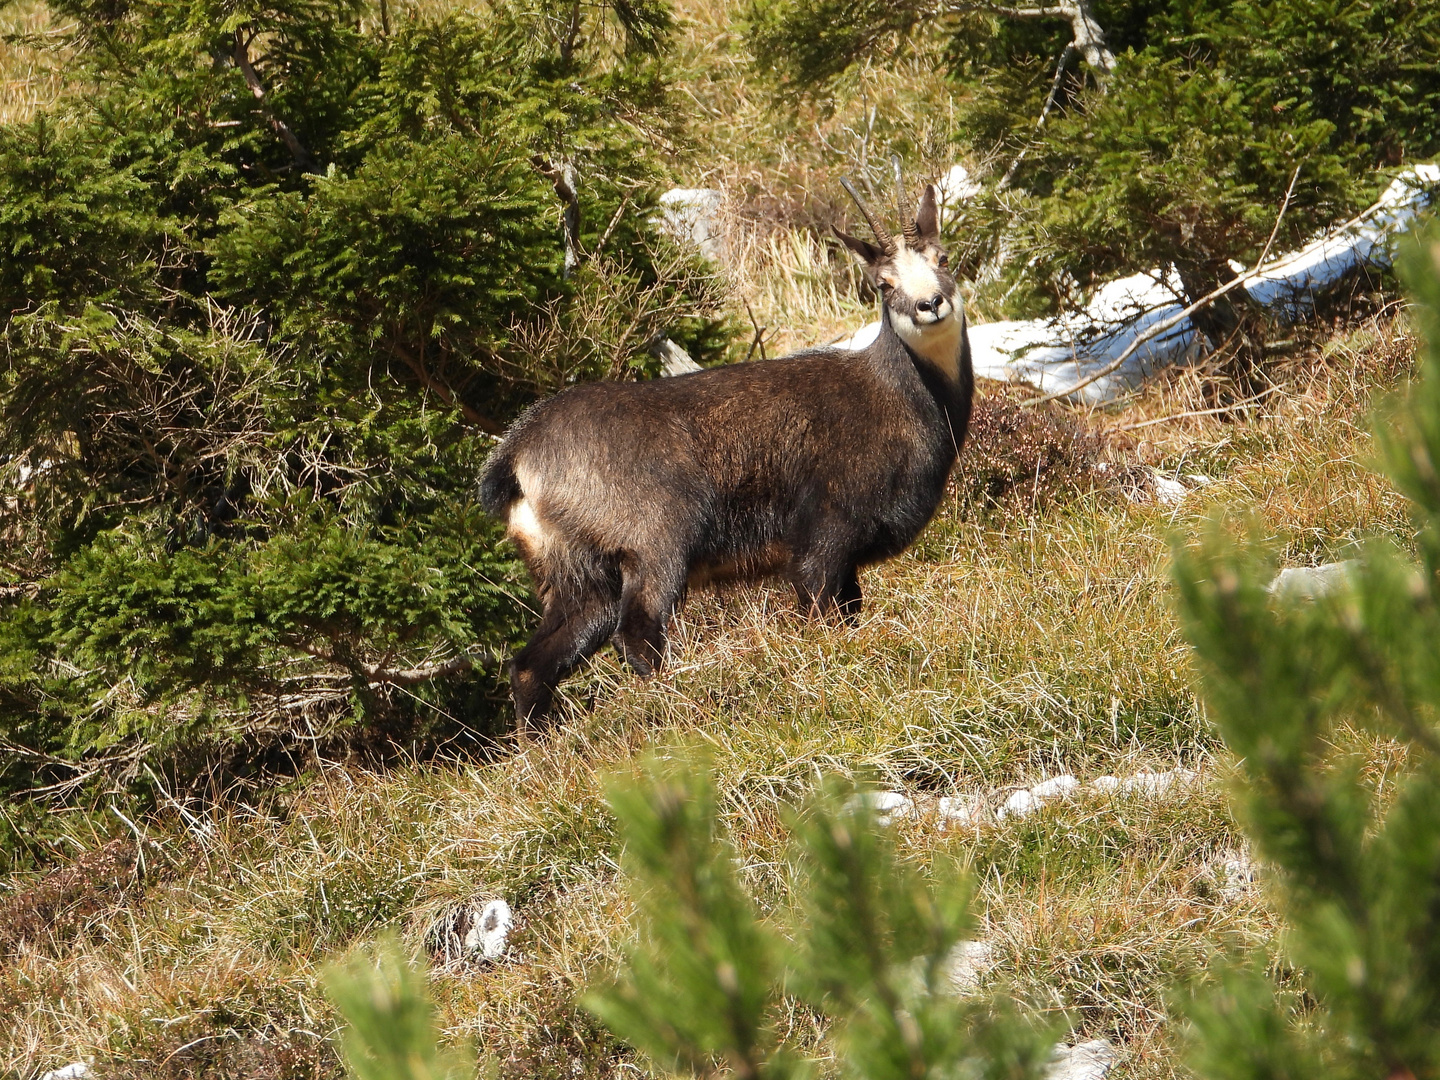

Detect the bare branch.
[
  {"left": 232, "top": 28, "right": 317, "bottom": 174},
  {"left": 297, "top": 641, "right": 499, "bottom": 686},
  {"left": 392, "top": 342, "right": 504, "bottom": 433},
  {"left": 998, "top": 41, "right": 1075, "bottom": 190},
  {"left": 946, "top": 0, "right": 1114, "bottom": 75},
  {"left": 1022, "top": 164, "right": 1307, "bottom": 408},
  {"left": 533, "top": 156, "right": 583, "bottom": 277}
]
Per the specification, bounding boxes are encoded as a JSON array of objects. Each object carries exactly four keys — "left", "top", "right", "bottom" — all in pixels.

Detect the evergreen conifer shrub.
[
  {"left": 1172, "top": 226, "right": 1440, "bottom": 1079},
  {"left": 584, "top": 755, "right": 1056, "bottom": 1080},
  {"left": 750, "top": 0, "right": 1440, "bottom": 320},
  {"left": 0, "top": 0, "right": 731, "bottom": 870}
]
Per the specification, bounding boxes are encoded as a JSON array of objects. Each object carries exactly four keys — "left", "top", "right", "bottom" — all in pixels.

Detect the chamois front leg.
[
  {"left": 837, "top": 564, "right": 863, "bottom": 623},
  {"left": 791, "top": 550, "right": 863, "bottom": 623}
]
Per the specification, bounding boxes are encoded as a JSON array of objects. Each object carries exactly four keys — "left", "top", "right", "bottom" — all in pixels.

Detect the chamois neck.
[{"left": 880, "top": 305, "right": 968, "bottom": 388}]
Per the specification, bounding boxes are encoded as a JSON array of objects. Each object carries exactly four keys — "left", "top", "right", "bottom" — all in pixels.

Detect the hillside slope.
[
  {"left": 0, "top": 1, "right": 1427, "bottom": 1077},
  {"left": 5, "top": 309, "right": 1418, "bottom": 1079}
]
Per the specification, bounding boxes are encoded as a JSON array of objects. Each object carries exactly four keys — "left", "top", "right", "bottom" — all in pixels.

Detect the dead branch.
[
  {"left": 297, "top": 641, "right": 500, "bottom": 686},
  {"left": 392, "top": 342, "right": 503, "bottom": 433},
  {"left": 1021, "top": 163, "right": 1306, "bottom": 408},
  {"left": 947, "top": 0, "right": 1114, "bottom": 75},
  {"left": 233, "top": 28, "right": 317, "bottom": 174},
  {"left": 533, "top": 155, "right": 582, "bottom": 277},
  {"left": 998, "top": 41, "right": 1075, "bottom": 190}
]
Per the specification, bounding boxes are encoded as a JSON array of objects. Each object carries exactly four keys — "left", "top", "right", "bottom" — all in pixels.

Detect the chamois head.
[{"left": 832, "top": 160, "right": 962, "bottom": 374}]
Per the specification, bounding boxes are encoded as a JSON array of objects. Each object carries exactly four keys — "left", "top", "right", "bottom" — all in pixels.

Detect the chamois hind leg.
[
  {"left": 836, "top": 564, "right": 863, "bottom": 624},
  {"left": 510, "top": 575, "right": 622, "bottom": 727},
  {"left": 612, "top": 556, "right": 684, "bottom": 677}
]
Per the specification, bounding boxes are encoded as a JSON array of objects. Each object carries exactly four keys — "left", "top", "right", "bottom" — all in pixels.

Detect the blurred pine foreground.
[{"left": 5, "top": 1, "right": 1440, "bottom": 1079}]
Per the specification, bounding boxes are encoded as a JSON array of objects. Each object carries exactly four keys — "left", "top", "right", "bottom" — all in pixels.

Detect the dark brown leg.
[{"left": 511, "top": 585, "right": 621, "bottom": 727}]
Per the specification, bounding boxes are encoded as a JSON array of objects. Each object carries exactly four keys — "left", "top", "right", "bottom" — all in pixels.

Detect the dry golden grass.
[
  {"left": 5, "top": 312, "right": 1419, "bottom": 1079},
  {"left": 0, "top": 2, "right": 69, "bottom": 124}
]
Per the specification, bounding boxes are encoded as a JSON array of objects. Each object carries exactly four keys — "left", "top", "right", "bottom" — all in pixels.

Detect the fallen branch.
[
  {"left": 298, "top": 641, "right": 500, "bottom": 686},
  {"left": 1021, "top": 163, "right": 1305, "bottom": 408}
]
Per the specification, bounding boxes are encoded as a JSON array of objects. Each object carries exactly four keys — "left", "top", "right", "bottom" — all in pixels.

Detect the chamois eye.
[{"left": 938, "top": 253, "right": 949, "bottom": 268}]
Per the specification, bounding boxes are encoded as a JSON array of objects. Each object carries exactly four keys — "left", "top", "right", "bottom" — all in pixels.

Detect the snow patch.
[
  {"left": 656, "top": 188, "right": 725, "bottom": 261},
  {"left": 997, "top": 774, "right": 1080, "bottom": 820},
  {"left": 1094, "top": 769, "right": 1199, "bottom": 797},
  {"left": 937, "top": 794, "right": 989, "bottom": 828},
  {"left": 1268, "top": 560, "right": 1357, "bottom": 600},
  {"left": 836, "top": 166, "right": 1439, "bottom": 402},
  {"left": 848, "top": 790, "right": 916, "bottom": 825},
  {"left": 464, "top": 898, "right": 514, "bottom": 960}
]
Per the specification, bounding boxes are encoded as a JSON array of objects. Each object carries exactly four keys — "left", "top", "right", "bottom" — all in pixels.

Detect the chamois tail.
[{"left": 479, "top": 442, "right": 522, "bottom": 516}]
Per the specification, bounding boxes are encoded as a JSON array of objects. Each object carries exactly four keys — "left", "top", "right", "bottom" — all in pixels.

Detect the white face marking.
[
  {"left": 890, "top": 247, "right": 943, "bottom": 304},
  {"left": 884, "top": 245, "right": 963, "bottom": 381},
  {"left": 892, "top": 309, "right": 963, "bottom": 382}
]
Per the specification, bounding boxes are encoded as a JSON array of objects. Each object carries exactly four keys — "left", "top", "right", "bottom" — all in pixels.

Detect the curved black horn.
[
  {"left": 892, "top": 155, "right": 918, "bottom": 248},
  {"left": 840, "top": 176, "right": 895, "bottom": 253}
]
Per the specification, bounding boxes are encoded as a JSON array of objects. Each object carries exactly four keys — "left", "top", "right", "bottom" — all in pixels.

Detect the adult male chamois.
[{"left": 480, "top": 168, "right": 973, "bottom": 723}]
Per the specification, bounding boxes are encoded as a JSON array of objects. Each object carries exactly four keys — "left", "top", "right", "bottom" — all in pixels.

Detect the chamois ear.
[
  {"left": 832, "top": 224, "right": 885, "bottom": 280},
  {"left": 915, "top": 184, "right": 941, "bottom": 244}
]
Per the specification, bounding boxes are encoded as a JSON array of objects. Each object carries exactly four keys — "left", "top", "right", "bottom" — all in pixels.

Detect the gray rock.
[
  {"left": 39, "top": 1065, "right": 90, "bottom": 1080},
  {"left": 1267, "top": 561, "right": 1357, "bottom": 600},
  {"left": 1047, "top": 1039, "right": 1118, "bottom": 1080},
  {"left": 651, "top": 337, "right": 703, "bottom": 376},
  {"left": 945, "top": 939, "right": 997, "bottom": 994}
]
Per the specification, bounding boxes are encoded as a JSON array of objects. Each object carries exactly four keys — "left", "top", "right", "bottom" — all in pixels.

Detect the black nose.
[{"left": 917, "top": 294, "right": 945, "bottom": 314}]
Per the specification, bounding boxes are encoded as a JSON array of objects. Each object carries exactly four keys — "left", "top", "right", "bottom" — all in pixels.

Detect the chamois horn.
[
  {"left": 893, "top": 156, "right": 918, "bottom": 248},
  {"left": 840, "top": 176, "right": 895, "bottom": 254}
]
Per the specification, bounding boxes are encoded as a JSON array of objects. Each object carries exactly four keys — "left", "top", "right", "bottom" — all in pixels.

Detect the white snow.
[
  {"left": 937, "top": 164, "right": 981, "bottom": 210},
  {"left": 997, "top": 774, "right": 1080, "bottom": 820},
  {"left": 463, "top": 899, "right": 514, "bottom": 960},
  {"left": 847, "top": 790, "right": 916, "bottom": 825},
  {"left": 1268, "top": 560, "right": 1357, "bottom": 600},
  {"left": 655, "top": 188, "right": 725, "bottom": 261},
  {"left": 39, "top": 1066, "right": 90, "bottom": 1080},
  {"left": 937, "top": 794, "right": 989, "bottom": 827}
]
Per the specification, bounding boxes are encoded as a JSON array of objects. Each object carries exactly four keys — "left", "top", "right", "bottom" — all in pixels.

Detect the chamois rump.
[{"left": 480, "top": 172, "right": 973, "bottom": 724}]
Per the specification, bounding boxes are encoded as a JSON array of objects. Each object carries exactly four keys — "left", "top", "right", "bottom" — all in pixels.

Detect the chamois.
[{"left": 480, "top": 169, "right": 973, "bottom": 724}]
